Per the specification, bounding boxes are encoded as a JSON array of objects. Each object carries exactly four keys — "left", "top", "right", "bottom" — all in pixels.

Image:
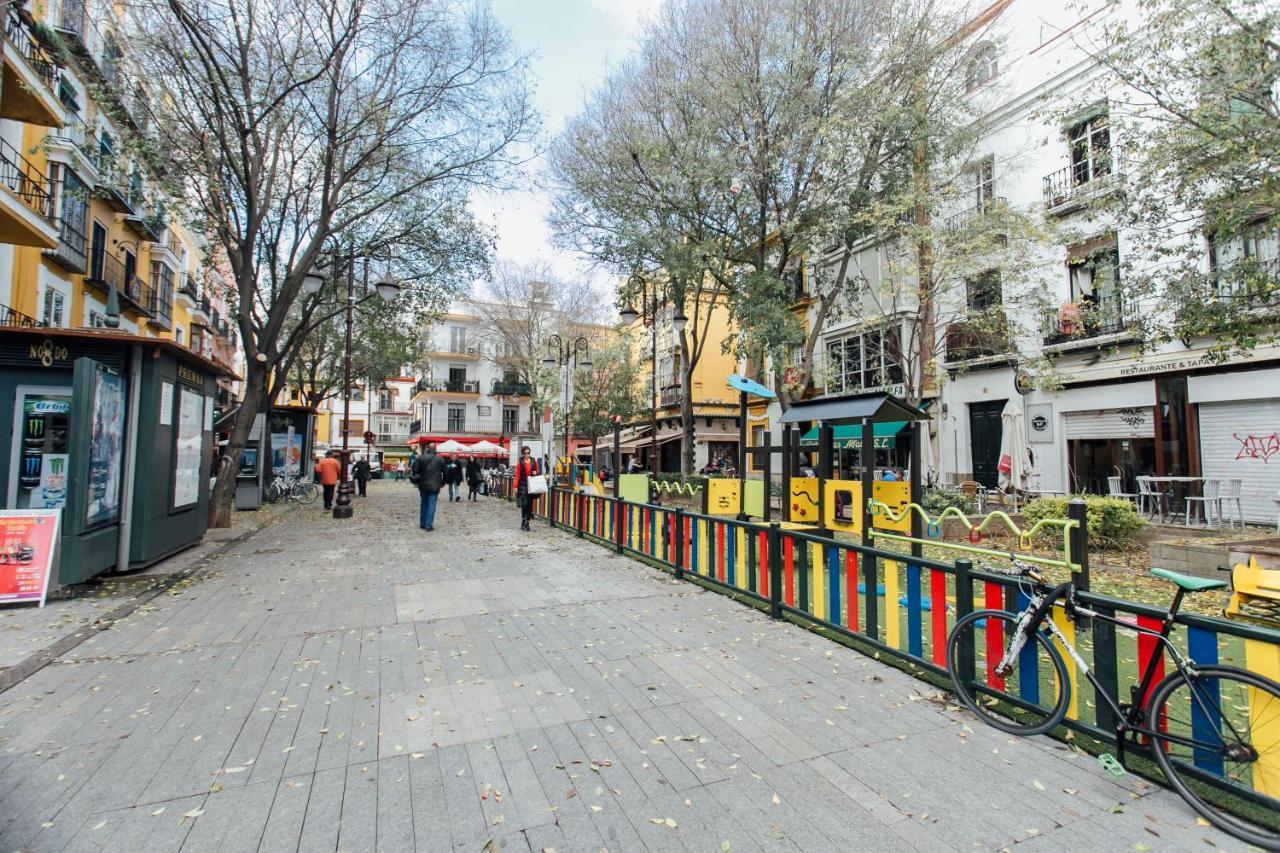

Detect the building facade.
[
  {"left": 782, "top": 0, "right": 1280, "bottom": 523},
  {"left": 408, "top": 301, "right": 539, "bottom": 450}
]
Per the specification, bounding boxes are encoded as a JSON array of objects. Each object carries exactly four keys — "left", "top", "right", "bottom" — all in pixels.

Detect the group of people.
[{"left": 409, "top": 443, "right": 542, "bottom": 531}]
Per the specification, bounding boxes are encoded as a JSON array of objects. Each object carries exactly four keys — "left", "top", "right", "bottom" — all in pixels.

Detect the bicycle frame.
[{"left": 999, "top": 581, "right": 1223, "bottom": 763}]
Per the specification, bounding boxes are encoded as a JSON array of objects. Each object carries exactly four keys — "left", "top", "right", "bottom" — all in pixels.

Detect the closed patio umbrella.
[{"left": 997, "top": 399, "right": 1029, "bottom": 492}]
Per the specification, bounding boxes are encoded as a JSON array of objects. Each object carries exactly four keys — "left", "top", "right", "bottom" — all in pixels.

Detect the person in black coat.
[
  {"left": 465, "top": 455, "right": 483, "bottom": 501},
  {"left": 352, "top": 455, "right": 372, "bottom": 497},
  {"left": 446, "top": 454, "right": 465, "bottom": 501},
  {"left": 411, "top": 444, "right": 445, "bottom": 530}
]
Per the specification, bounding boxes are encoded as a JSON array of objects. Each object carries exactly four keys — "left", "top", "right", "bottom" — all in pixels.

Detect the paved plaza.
[{"left": 0, "top": 483, "right": 1250, "bottom": 852}]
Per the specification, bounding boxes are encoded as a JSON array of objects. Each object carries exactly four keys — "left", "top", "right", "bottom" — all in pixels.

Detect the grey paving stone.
[{"left": 0, "top": 484, "right": 1256, "bottom": 851}]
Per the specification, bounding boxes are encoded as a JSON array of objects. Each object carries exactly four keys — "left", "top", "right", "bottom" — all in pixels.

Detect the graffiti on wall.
[{"left": 1234, "top": 433, "right": 1280, "bottom": 463}]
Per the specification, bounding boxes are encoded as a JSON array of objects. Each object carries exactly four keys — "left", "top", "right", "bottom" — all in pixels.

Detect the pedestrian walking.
[
  {"left": 513, "top": 445, "right": 541, "bottom": 531},
  {"left": 411, "top": 441, "right": 445, "bottom": 530},
  {"left": 316, "top": 450, "right": 340, "bottom": 510},
  {"left": 395, "top": 459, "right": 406, "bottom": 482},
  {"left": 465, "top": 454, "right": 482, "bottom": 501},
  {"left": 352, "top": 455, "right": 371, "bottom": 497},
  {"left": 446, "top": 454, "right": 464, "bottom": 501}
]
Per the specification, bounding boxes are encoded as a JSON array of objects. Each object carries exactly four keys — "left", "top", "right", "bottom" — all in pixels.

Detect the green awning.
[{"left": 798, "top": 421, "right": 906, "bottom": 449}]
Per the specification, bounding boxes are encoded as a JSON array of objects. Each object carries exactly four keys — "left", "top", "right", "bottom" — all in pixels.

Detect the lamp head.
[
  {"left": 672, "top": 308, "right": 688, "bottom": 333},
  {"left": 375, "top": 269, "right": 400, "bottom": 302},
  {"left": 302, "top": 266, "right": 324, "bottom": 295},
  {"left": 618, "top": 303, "right": 639, "bottom": 325}
]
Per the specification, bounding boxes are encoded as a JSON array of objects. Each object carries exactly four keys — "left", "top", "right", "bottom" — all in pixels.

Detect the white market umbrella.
[
  {"left": 997, "top": 399, "right": 1029, "bottom": 492},
  {"left": 436, "top": 439, "right": 469, "bottom": 454},
  {"left": 468, "top": 440, "right": 505, "bottom": 456}
]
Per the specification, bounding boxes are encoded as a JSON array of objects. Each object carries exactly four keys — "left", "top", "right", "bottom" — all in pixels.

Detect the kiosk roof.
[{"left": 776, "top": 391, "right": 926, "bottom": 424}]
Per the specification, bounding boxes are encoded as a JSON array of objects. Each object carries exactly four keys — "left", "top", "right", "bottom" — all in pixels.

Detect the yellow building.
[
  {"left": 0, "top": 0, "right": 234, "bottom": 372},
  {"left": 621, "top": 284, "right": 740, "bottom": 473}
]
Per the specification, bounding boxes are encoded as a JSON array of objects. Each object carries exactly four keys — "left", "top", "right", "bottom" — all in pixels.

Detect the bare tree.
[
  {"left": 469, "top": 260, "right": 606, "bottom": 412},
  {"left": 132, "top": 0, "right": 535, "bottom": 525}
]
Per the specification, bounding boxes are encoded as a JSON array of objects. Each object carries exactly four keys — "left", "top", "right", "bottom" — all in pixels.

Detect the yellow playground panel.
[
  {"left": 704, "top": 478, "right": 766, "bottom": 518},
  {"left": 789, "top": 477, "right": 819, "bottom": 524},
  {"left": 818, "top": 480, "right": 911, "bottom": 534}
]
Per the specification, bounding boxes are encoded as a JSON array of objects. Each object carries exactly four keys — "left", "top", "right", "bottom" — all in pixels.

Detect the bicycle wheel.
[
  {"left": 293, "top": 482, "right": 319, "bottom": 505},
  {"left": 946, "top": 609, "right": 1072, "bottom": 736},
  {"left": 264, "top": 482, "right": 281, "bottom": 503},
  {"left": 1147, "top": 665, "right": 1280, "bottom": 848}
]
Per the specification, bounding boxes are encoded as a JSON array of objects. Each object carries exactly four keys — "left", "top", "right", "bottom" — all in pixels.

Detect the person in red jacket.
[{"left": 512, "top": 446, "right": 540, "bottom": 531}]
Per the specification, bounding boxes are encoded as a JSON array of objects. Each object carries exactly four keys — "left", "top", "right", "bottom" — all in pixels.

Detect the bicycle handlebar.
[{"left": 980, "top": 558, "right": 1047, "bottom": 585}]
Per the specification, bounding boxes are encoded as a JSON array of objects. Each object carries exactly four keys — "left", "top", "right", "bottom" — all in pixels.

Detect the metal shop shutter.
[
  {"left": 1198, "top": 398, "right": 1280, "bottom": 524},
  {"left": 1062, "top": 407, "right": 1155, "bottom": 440}
]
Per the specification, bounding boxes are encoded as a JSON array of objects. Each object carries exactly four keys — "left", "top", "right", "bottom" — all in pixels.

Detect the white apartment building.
[
  {"left": 802, "top": 0, "right": 1280, "bottom": 522},
  {"left": 408, "top": 300, "right": 538, "bottom": 449}
]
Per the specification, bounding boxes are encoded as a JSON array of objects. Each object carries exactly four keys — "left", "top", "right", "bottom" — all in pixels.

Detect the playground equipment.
[{"left": 1225, "top": 556, "right": 1280, "bottom": 627}]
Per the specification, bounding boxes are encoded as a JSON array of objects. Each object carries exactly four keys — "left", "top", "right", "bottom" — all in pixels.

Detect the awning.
[
  {"left": 777, "top": 391, "right": 926, "bottom": 424},
  {"left": 798, "top": 421, "right": 906, "bottom": 449}
]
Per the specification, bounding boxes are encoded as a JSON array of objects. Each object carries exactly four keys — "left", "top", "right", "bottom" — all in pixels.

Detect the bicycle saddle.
[{"left": 1149, "top": 567, "right": 1229, "bottom": 592}]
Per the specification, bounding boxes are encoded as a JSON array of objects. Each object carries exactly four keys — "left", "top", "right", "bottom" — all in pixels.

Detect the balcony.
[
  {"left": 374, "top": 433, "right": 413, "bottom": 446},
  {"left": 194, "top": 294, "right": 211, "bottom": 322},
  {"left": 176, "top": 270, "right": 198, "bottom": 307},
  {"left": 415, "top": 378, "right": 480, "bottom": 395},
  {"left": 428, "top": 345, "right": 479, "bottom": 360},
  {"left": 0, "top": 302, "right": 42, "bottom": 327},
  {"left": 1042, "top": 160, "right": 1119, "bottom": 215},
  {"left": 84, "top": 250, "right": 152, "bottom": 318},
  {"left": 45, "top": 119, "right": 100, "bottom": 183},
  {"left": 96, "top": 164, "right": 136, "bottom": 213},
  {"left": 1043, "top": 297, "right": 1128, "bottom": 346},
  {"left": 124, "top": 273, "right": 154, "bottom": 318},
  {"left": 0, "top": 136, "right": 56, "bottom": 248},
  {"left": 490, "top": 379, "right": 532, "bottom": 397},
  {"left": 416, "top": 412, "right": 537, "bottom": 437},
  {"left": 44, "top": 215, "right": 86, "bottom": 273},
  {"left": 944, "top": 310, "right": 1010, "bottom": 363},
  {"left": 659, "top": 384, "right": 682, "bottom": 407},
  {"left": 1, "top": 5, "right": 65, "bottom": 127},
  {"left": 124, "top": 199, "right": 164, "bottom": 241},
  {"left": 943, "top": 196, "right": 1007, "bottom": 233},
  {"left": 1209, "top": 256, "right": 1280, "bottom": 312}
]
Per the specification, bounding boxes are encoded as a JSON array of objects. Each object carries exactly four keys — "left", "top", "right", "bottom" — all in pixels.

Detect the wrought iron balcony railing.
[
  {"left": 5, "top": 5, "right": 60, "bottom": 94},
  {"left": 943, "top": 197, "right": 1007, "bottom": 232},
  {"left": 490, "top": 379, "right": 532, "bottom": 397},
  {"left": 45, "top": 214, "right": 86, "bottom": 272},
  {"left": 1042, "top": 158, "right": 1118, "bottom": 212},
  {"left": 0, "top": 302, "right": 42, "bottom": 328},
  {"left": 416, "top": 379, "right": 480, "bottom": 394},
  {"left": 0, "top": 136, "right": 52, "bottom": 221},
  {"left": 1043, "top": 296, "right": 1127, "bottom": 345},
  {"left": 417, "top": 412, "right": 536, "bottom": 436},
  {"left": 944, "top": 310, "right": 1009, "bottom": 362}
]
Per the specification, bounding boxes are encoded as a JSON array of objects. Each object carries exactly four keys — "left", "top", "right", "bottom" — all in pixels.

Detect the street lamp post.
[
  {"left": 619, "top": 274, "right": 687, "bottom": 475},
  {"left": 302, "top": 247, "right": 400, "bottom": 520},
  {"left": 543, "top": 334, "right": 590, "bottom": 467}
]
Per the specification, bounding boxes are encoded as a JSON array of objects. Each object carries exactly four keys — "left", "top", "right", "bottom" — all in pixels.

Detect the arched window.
[{"left": 966, "top": 43, "right": 998, "bottom": 91}]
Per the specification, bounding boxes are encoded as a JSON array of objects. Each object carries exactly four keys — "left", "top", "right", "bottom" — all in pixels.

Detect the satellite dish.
[{"left": 727, "top": 374, "right": 776, "bottom": 399}]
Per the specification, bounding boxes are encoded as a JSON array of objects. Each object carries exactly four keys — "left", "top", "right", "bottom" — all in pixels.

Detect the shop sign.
[
  {"left": 0, "top": 509, "right": 61, "bottom": 607},
  {"left": 1026, "top": 402, "right": 1053, "bottom": 444},
  {"left": 85, "top": 366, "right": 126, "bottom": 528},
  {"left": 176, "top": 364, "right": 204, "bottom": 387},
  {"left": 28, "top": 339, "right": 70, "bottom": 368},
  {"left": 1059, "top": 340, "right": 1280, "bottom": 384}
]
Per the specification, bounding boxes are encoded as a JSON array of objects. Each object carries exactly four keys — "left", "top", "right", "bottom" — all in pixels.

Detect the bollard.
[
  {"left": 954, "top": 558, "right": 975, "bottom": 688},
  {"left": 768, "top": 523, "right": 783, "bottom": 620},
  {"left": 1067, "top": 498, "right": 1089, "bottom": 591}
]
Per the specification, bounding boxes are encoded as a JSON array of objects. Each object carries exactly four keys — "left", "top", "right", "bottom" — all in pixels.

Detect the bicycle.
[
  {"left": 945, "top": 558, "right": 1280, "bottom": 848},
  {"left": 264, "top": 473, "right": 319, "bottom": 505}
]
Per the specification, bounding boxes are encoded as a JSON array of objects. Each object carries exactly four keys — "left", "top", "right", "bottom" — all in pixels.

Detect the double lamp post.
[
  {"left": 543, "top": 334, "right": 591, "bottom": 466},
  {"left": 302, "top": 251, "right": 400, "bottom": 519},
  {"left": 619, "top": 274, "right": 686, "bottom": 474}
]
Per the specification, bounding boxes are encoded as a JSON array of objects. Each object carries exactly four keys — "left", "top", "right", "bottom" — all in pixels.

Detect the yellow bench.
[{"left": 1225, "top": 556, "right": 1280, "bottom": 627}]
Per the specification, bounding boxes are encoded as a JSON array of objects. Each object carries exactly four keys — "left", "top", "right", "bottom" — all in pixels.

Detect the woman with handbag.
[{"left": 512, "top": 446, "right": 542, "bottom": 531}]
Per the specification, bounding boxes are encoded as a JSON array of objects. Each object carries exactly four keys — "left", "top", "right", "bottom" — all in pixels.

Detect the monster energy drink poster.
[
  {"left": 85, "top": 366, "right": 125, "bottom": 528},
  {"left": 16, "top": 395, "right": 71, "bottom": 511}
]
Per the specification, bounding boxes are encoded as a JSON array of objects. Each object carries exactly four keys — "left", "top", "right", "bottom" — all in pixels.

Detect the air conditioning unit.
[{"left": 824, "top": 234, "right": 843, "bottom": 251}]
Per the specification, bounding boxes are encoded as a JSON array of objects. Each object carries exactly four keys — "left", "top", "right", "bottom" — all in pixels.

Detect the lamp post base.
[{"left": 332, "top": 482, "right": 355, "bottom": 519}]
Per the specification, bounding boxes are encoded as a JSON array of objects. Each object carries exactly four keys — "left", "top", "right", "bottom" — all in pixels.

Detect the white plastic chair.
[
  {"left": 1218, "top": 479, "right": 1244, "bottom": 529},
  {"left": 1135, "top": 476, "right": 1159, "bottom": 519},
  {"left": 1184, "top": 479, "right": 1221, "bottom": 528},
  {"left": 1107, "top": 476, "right": 1138, "bottom": 504},
  {"left": 1273, "top": 492, "right": 1280, "bottom": 533}
]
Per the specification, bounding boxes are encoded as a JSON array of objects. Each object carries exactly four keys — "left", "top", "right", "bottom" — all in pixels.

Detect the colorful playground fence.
[{"left": 493, "top": 479, "right": 1280, "bottom": 812}]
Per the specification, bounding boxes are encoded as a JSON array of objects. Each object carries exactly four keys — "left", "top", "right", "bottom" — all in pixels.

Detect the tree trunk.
[
  {"left": 208, "top": 366, "right": 268, "bottom": 528},
  {"left": 680, "top": 359, "right": 696, "bottom": 475}
]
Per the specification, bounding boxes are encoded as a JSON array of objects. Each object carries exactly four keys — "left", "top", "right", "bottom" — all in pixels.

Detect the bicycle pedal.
[{"left": 1098, "top": 754, "right": 1126, "bottom": 778}]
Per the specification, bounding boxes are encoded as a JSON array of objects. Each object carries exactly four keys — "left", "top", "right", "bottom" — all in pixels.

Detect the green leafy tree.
[{"left": 568, "top": 334, "right": 641, "bottom": 464}]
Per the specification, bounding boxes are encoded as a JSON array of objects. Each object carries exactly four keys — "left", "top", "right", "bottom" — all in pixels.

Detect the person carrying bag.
[{"left": 512, "top": 446, "right": 542, "bottom": 531}]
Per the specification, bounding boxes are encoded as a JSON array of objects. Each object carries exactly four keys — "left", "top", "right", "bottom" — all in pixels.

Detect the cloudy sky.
[{"left": 469, "top": 0, "right": 662, "bottom": 295}]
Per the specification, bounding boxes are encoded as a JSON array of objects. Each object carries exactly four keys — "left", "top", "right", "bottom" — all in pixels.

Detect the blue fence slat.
[
  {"left": 726, "top": 523, "right": 736, "bottom": 586},
  {"left": 906, "top": 563, "right": 922, "bottom": 658},
  {"left": 1187, "top": 626, "right": 1224, "bottom": 776},
  {"left": 691, "top": 518, "right": 700, "bottom": 574},
  {"left": 1015, "top": 589, "right": 1040, "bottom": 706}
]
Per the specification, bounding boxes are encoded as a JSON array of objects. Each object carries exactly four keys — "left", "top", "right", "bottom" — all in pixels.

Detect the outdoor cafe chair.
[
  {"left": 1219, "top": 479, "right": 1245, "bottom": 529},
  {"left": 1135, "top": 476, "right": 1161, "bottom": 519},
  {"left": 1184, "top": 478, "right": 1221, "bottom": 528},
  {"left": 1106, "top": 475, "right": 1138, "bottom": 505}
]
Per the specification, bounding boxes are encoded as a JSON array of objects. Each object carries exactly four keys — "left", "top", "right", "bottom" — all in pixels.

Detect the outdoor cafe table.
[{"left": 1143, "top": 476, "right": 1221, "bottom": 524}]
